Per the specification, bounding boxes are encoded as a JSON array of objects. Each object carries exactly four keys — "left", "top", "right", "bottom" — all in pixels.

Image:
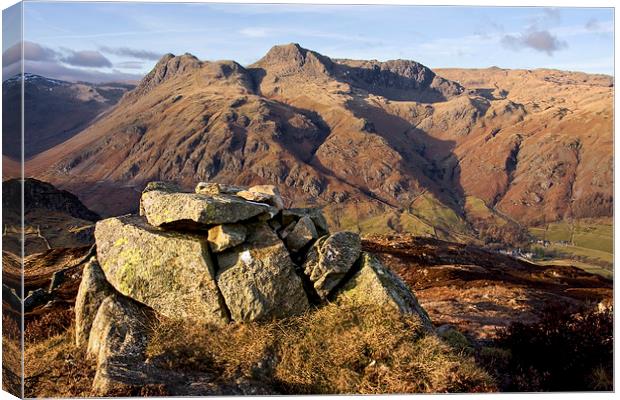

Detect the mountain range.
[
  {"left": 2, "top": 73, "right": 134, "bottom": 159},
  {"left": 12, "top": 43, "right": 613, "bottom": 242}
]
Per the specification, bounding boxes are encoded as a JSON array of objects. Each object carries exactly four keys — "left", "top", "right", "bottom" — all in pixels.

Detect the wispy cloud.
[{"left": 115, "top": 61, "right": 145, "bottom": 69}]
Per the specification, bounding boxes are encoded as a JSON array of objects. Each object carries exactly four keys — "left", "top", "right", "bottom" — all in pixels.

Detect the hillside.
[
  {"left": 2, "top": 178, "right": 100, "bottom": 256},
  {"left": 13, "top": 181, "right": 612, "bottom": 396},
  {"left": 25, "top": 44, "right": 613, "bottom": 242},
  {"left": 2, "top": 73, "right": 134, "bottom": 159}
]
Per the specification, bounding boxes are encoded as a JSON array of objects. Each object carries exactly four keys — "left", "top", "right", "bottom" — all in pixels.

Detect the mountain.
[
  {"left": 2, "top": 73, "right": 134, "bottom": 159},
  {"left": 25, "top": 44, "right": 613, "bottom": 241}
]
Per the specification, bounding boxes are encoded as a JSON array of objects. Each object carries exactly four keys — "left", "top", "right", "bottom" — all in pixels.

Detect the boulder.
[
  {"left": 236, "top": 185, "right": 285, "bottom": 210},
  {"left": 195, "top": 182, "right": 244, "bottom": 196},
  {"left": 24, "top": 288, "right": 49, "bottom": 311},
  {"left": 337, "top": 252, "right": 434, "bottom": 332},
  {"left": 216, "top": 222, "right": 310, "bottom": 321},
  {"left": 282, "top": 208, "right": 329, "bottom": 236},
  {"left": 75, "top": 257, "right": 115, "bottom": 347},
  {"left": 95, "top": 215, "right": 229, "bottom": 324},
  {"left": 284, "top": 216, "right": 318, "bottom": 252},
  {"left": 141, "top": 189, "right": 271, "bottom": 229},
  {"left": 302, "top": 231, "right": 361, "bottom": 299},
  {"left": 88, "top": 294, "right": 157, "bottom": 396},
  {"left": 208, "top": 224, "right": 247, "bottom": 253}
]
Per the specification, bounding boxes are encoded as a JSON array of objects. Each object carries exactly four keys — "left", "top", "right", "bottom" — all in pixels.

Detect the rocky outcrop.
[
  {"left": 85, "top": 181, "right": 431, "bottom": 326},
  {"left": 75, "top": 181, "right": 434, "bottom": 395},
  {"left": 3, "top": 178, "right": 100, "bottom": 221},
  {"left": 337, "top": 252, "right": 434, "bottom": 332},
  {"left": 303, "top": 231, "right": 361, "bottom": 299}
]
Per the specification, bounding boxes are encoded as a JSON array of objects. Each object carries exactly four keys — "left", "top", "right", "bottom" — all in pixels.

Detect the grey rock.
[
  {"left": 141, "top": 189, "right": 271, "bottom": 229},
  {"left": 282, "top": 207, "right": 329, "bottom": 236},
  {"left": 88, "top": 294, "right": 157, "bottom": 396},
  {"left": 303, "top": 231, "right": 361, "bottom": 299},
  {"left": 95, "top": 215, "right": 229, "bottom": 324},
  {"left": 2, "top": 284, "right": 21, "bottom": 310},
  {"left": 216, "top": 222, "right": 310, "bottom": 322},
  {"left": 140, "top": 181, "right": 181, "bottom": 216},
  {"left": 284, "top": 216, "right": 318, "bottom": 252},
  {"left": 337, "top": 252, "right": 434, "bottom": 332},
  {"left": 49, "top": 269, "right": 66, "bottom": 292},
  {"left": 75, "top": 257, "right": 115, "bottom": 347}
]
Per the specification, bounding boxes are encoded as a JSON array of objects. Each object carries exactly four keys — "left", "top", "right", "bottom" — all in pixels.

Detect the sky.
[{"left": 2, "top": 2, "right": 615, "bottom": 82}]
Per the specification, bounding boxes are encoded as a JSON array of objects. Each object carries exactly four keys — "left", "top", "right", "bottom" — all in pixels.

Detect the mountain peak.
[
  {"left": 253, "top": 43, "right": 333, "bottom": 78},
  {"left": 127, "top": 53, "right": 202, "bottom": 99}
]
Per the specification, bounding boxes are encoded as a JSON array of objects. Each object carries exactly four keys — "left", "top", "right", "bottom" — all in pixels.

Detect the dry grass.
[
  {"left": 147, "top": 316, "right": 277, "bottom": 382},
  {"left": 147, "top": 301, "right": 495, "bottom": 394},
  {"left": 24, "top": 326, "right": 96, "bottom": 398},
  {"left": 25, "top": 307, "right": 74, "bottom": 343}
]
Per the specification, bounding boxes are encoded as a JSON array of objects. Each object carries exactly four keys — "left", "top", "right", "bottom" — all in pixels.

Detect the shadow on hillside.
[
  {"left": 344, "top": 93, "right": 466, "bottom": 217},
  {"left": 331, "top": 62, "right": 455, "bottom": 103}
]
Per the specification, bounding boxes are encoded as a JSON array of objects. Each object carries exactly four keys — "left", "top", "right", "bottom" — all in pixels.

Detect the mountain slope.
[
  {"left": 2, "top": 178, "right": 100, "bottom": 256},
  {"left": 2, "top": 73, "right": 134, "bottom": 159},
  {"left": 25, "top": 44, "right": 613, "bottom": 240}
]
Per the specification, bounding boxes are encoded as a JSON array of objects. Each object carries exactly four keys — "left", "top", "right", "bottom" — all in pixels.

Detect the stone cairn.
[{"left": 75, "top": 181, "right": 433, "bottom": 395}]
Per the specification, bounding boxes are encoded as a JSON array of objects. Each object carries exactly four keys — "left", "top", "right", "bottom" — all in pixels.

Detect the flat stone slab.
[
  {"left": 95, "top": 215, "right": 229, "bottom": 324},
  {"left": 216, "top": 222, "right": 310, "bottom": 322},
  {"left": 141, "top": 190, "right": 271, "bottom": 229}
]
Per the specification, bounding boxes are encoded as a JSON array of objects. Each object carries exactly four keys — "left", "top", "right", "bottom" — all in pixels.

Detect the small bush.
[
  {"left": 496, "top": 304, "right": 613, "bottom": 391},
  {"left": 147, "top": 301, "right": 495, "bottom": 394}
]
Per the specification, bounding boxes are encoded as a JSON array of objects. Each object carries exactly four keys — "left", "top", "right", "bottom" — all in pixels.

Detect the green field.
[
  {"left": 536, "top": 258, "right": 613, "bottom": 280},
  {"left": 529, "top": 218, "right": 613, "bottom": 278}
]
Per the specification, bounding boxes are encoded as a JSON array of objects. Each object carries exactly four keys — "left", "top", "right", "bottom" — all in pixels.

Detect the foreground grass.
[
  {"left": 148, "top": 301, "right": 495, "bottom": 394},
  {"left": 24, "top": 326, "right": 96, "bottom": 398}
]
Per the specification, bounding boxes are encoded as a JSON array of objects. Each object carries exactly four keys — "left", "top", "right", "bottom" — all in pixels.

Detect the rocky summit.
[{"left": 75, "top": 181, "right": 431, "bottom": 394}]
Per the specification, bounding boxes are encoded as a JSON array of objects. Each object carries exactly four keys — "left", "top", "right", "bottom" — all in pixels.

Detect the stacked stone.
[{"left": 75, "top": 181, "right": 433, "bottom": 394}]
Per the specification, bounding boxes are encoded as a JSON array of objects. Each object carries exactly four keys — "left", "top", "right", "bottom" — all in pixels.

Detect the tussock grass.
[
  {"left": 24, "top": 326, "right": 96, "bottom": 398},
  {"left": 147, "top": 301, "right": 495, "bottom": 394}
]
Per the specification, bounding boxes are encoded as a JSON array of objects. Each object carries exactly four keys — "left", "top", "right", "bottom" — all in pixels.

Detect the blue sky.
[{"left": 2, "top": 2, "right": 614, "bottom": 82}]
